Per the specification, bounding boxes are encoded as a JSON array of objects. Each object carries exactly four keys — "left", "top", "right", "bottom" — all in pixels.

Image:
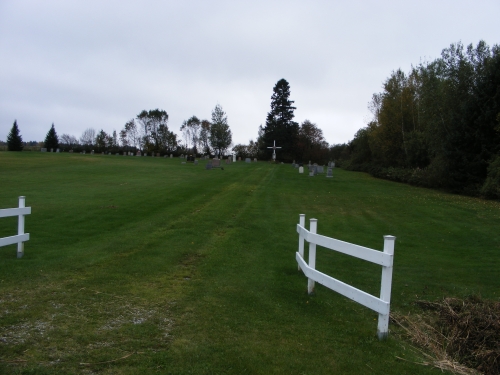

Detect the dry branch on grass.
[{"left": 392, "top": 296, "right": 500, "bottom": 375}]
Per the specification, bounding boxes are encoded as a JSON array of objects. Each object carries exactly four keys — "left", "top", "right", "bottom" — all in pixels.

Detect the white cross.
[{"left": 267, "top": 140, "right": 282, "bottom": 160}]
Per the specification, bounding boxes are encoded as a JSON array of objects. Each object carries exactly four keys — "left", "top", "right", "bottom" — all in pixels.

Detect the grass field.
[{"left": 1, "top": 152, "right": 499, "bottom": 374}]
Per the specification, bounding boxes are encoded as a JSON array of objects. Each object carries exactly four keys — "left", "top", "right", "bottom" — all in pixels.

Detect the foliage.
[
  {"left": 44, "top": 123, "right": 59, "bottom": 150},
  {"left": 79, "top": 128, "right": 96, "bottom": 146},
  {"left": 296, "top": 120, "right": 329, "bottom": 163},
  {"left": 6, "top": 120, "right": 23, "bottom": 151},
  {"left": 59, "top": 133, "right": 78, "bottom": 146},
  {"left": 262, "top": 78, "right": 299, "bottom": 162},
  {"left": 339, "top": 40, "right": 500, "bottom": 198},
  {"left": 136, "top": 109, "right": 176, "bottom": 153},
  {"left": 180, "top": 116, "right": 201, "bottom": 154},
  {"left": 209, "top": 104, "right": 232, "bottom": 157}
]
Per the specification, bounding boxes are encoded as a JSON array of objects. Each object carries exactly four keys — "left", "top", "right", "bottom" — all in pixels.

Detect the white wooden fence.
[
  {"left": 0, "top": 197, "right": 31, "bottom": 258},
  {"left": 296, "top": 214, "right": 395, "bottom": 339}
]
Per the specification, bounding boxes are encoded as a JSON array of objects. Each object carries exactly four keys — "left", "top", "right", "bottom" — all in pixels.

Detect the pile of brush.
[{"left": 392, "top": 296, "right": 500, "bottom": 375}]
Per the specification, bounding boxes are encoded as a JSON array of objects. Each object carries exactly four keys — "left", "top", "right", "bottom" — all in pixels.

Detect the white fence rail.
[
  {"left": 0, "top": 197, "right": 31, "bottom": 258},
  {"left": 296, "top": 214, "right": 395, "bottom": 339}
]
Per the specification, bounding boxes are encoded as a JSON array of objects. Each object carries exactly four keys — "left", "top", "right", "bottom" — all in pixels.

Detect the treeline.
[
  {"left": 6, "top": 105, "right": 233, "bottom": 157},
  {"left": 333, "top": 41, "right": 500, "bottom": 198}
]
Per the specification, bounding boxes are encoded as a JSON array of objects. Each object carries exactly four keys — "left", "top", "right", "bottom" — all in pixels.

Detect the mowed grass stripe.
[{"left": 1, "top": 152, "right": 498, "bottom": 374}]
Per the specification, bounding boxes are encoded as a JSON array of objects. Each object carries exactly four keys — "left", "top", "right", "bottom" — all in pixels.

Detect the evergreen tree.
[
  {"left": 44, "top": 123, "right": 59, "bottom": 150},
  {"left": 7, "top": 120, "right": 23, "bottom": 151},
  {"left": 263, "top": 79, "right": 298, "bottom": 162}
]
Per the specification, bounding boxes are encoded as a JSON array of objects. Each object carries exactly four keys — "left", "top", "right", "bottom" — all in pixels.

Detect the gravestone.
[
  {"left": 212, "top": 159, "right": 221, "bottom": 168},
  {"left": 245, "top": 158, "right": 251, "bottom": 163},
  {"left": 187, "top": 155, "right": 195, "bottom": 162},
  {"left": 181, "top": 162, "right": 186, "bottom": 164},
  {"left": 332, "top": 162, "right": 335, "bottom": 168},
  {"left": 238, "top": 157, "right": 241, "bottom": 161},
  {"left": 83, "top": 151, "right": 86, "bottom": 154},
  {"left": 226, "top": 159, "right": 230, "bottom": 164},
  {"left": 116, "top": 153, "right": 119, "bottom": 156},
  {"left": 206, "top": 163, "right": 213, "bottom": 170},
  {"left": 56, "top": 149, "right": 60, "bottom": 153},
  {"left": 180, "top": 154, "right": 184, "bottom": 159},
  {"left": 233, "top": 154, "right": 236, "bottom": 162},
  {"left": 50, "top": 148, "right": 54, "bottom": 152},
  {"left": 164, "top": 155, "right": 167, "bottom": 158},
  {"left": 194, "top": 160, "right": 198, "bottom": 165},
  {"left": 317, "top": 166, "right": 324, "bottom": 173},
  {"left": 41, "top": 148, "right": 47, "bottom": 152},
  {"left": 137, "top": 151, "right": 141, "bottom": 156},
  {"left": 254, "top": 158, "right": 257, "bottom": 162},
  {"left": 91, "top": 150, "right": 94, "bottom": 155},
  {"left": 170, "top": 154, "right": 173, "bottom": 158},
  {"left": 69, "top": 150, "right": 73, "bottom": 153},
  {"left": 299, "top": 166, "right": 304, "bottom": 174},
  {"left": 309, "top": 170, "right": 315, "bottom": 177},
  {"left": 326, "top": 168, "right": 333, "bottom": 178},
  {"left": 102, "top": 152, "right": 104, "bottom": 155},
  {"left": 157, "top": 153, "right": 160, "bottom": 157}
]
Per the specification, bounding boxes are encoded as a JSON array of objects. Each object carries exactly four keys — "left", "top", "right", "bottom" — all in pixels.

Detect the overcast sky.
[{"left": 1, "top": 1, "right": 498, "bottom": 147}]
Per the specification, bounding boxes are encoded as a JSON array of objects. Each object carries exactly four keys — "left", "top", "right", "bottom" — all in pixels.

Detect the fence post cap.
[
  {"left": 383, "top": 235, "right": 396, "bottom": 240},
  {"left": 310, "top": 218, "right": 318, "bottom": 222}
]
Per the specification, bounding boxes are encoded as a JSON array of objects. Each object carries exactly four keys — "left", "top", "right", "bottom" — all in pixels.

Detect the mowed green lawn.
[{"left": 0, "top": 152, "right": 499, "bottom": 374}]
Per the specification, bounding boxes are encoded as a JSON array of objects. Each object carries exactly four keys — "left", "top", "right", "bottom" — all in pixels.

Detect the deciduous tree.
[{"left": 209, "top": 104, "right": 232, "bottom": 158}]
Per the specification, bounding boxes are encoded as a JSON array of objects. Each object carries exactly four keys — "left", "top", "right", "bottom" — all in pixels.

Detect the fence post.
[
  {"left": 377, "top": 235, "right": 396, "bottom": 340},
  {"left": 298, "top": 214, "right": 305, "bottom": 270},
  {"left": 307, "top": 218, "right": 317, "bottom": 295},
  {"left": 17, "top": 196, "right": 26, "bottom": 259}
]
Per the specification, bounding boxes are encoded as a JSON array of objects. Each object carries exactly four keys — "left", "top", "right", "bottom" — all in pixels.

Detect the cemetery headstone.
[
  {"left": 245, "top": 158, "right": 251, "bottom": 163},
  {"left": 157, "top": 153, "right": 160, "bottom": 157},
  {"left": 41, "top": 148, "right": 47, "bottom": 152},
  {"left": 254, "top": 158, "right": 257, "bottom": 162},
  {"left": 69, "top": 150, "right": 73, "bottom": 153},
  {"left": 83, "top": 151, "right": 86, "bottom": 154},
  {"left": 317, "top": 166, "right": 324, "bottom": 173},
  {"left": 233, "top": 154, "right": 236, "bottom": 162},
  {"left": 56, "top": 149, "right": 60, "bottom": 153},
  {"left": 187, "top": 155, "right": 195, "bottom": 162},
  {"left": 206, "top": 163, "right": 213, "bottom": 170},
  {"left": 299, "top": 166, "right": 304, "bottom": 174},
  {"left": 212, "top": 159, "right": 221, "bottom": 168},
  {"left": 326, "top": 168, "right": 333, "bottom": 178},
  {"left": 180, "top": 154, "right": 184, "bottom": 159},
  {"left": 194, "top": 160, "right": 198, "bottom": 165},
  {"left": 137, "top": 151, "right": 141, "bottom": 156},
  {"left": 238, "top": 157, "right": 241, "bottom": 161},
  {"left": 51, "top": 148, "right": 54, "bottom": 152},
  {"left": 170, "top": 154, "right": 173, "bottom": 158}
]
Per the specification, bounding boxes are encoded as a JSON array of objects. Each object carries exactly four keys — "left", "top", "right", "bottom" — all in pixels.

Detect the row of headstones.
[
  {"left": 41, "top": 148, "right": 60, "bottom": 152},
  {"left": 292, "top": 161, "right": 335, "bottom": 178}
]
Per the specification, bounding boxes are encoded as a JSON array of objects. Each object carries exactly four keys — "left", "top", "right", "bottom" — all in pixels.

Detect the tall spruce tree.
[
  {"left": 263, "top": 79, "right": 298, "bottom": 162},
  {"left": 7, "top": 120, "right": 23, "bottom": 151},
  {"left": 44, "top": 123, "right": 59, "bottom": 150}
]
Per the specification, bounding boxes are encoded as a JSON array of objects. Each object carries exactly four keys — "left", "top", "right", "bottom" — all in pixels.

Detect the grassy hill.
[{"left": 1, "top": 152, "right": 499, "bottom": 374}]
